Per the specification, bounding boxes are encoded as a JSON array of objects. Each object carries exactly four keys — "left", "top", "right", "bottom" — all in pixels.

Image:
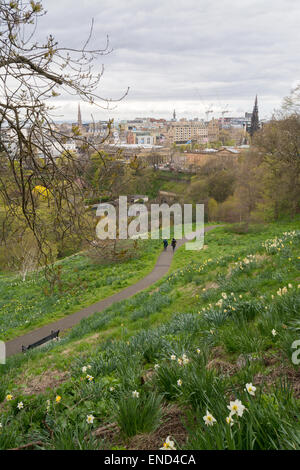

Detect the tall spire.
[
  {"left": 77, "top": 103, "right": 82, "bottom": 128},
  {"left": 249, "top": 95, "right": 259, "bottom": 137}
]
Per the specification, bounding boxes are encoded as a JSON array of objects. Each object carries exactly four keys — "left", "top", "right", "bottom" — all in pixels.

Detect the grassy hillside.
[
  {"left": 145, "top": 170, "right": 191, "bottom": 199},
  {"left": 0, "top": 239, "right": 162, "bottom": 341},
  {"left": 0, "top": 221, "right": 300, "bottom": 450}
]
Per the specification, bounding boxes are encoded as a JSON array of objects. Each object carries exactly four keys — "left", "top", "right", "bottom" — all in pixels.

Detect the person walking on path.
[
  {"left": 163, "top": 239, "right": 168, "bottom": 251},
  {"left": 171, "top": 238, "right": 177, "bottom": 252}
]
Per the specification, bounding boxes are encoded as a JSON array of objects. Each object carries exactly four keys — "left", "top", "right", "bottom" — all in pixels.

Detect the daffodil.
[
  {"left": 6, "top": 394, "right": 13, "bottom": 401},
  {"left": 17, "top": 402, "right": 24, "bottom": 410},
  {"left": 245, "top": 383, "right": 256, "bottom": 396},
  {"left": 177, "top": 379, "right": 182, "bottom": 387},
  {"left": 160, "top": 436, "right": 176, "bottom": 450},
  {"left": 272, "top": 329, "right": 277, "bottom": 337},
  {"left": 196, "top": 348, "right": 201, "bottom": 354},
  {"left": 170, "top": 354, "right": 176, "bottom": 361},
  {"left": 227, "top": 399, "right": 246, "bottom": 417},
  {"left": 86, "top": 414, "right": 95, "bottom": 424},
  {"left": 154, "top": 364, "right": 160, "bottom": 370},
  {"left": 55, "top": 395, "right": 62, "bottom": 404},
  {"left": 132, "top": 390, "right": 140, "bottom": 398},
  {"left": 203, "top": 410, "right": 216, "bottom": 426},
  {"left": 226, "top": 415, "right": 234, "bottom": 426},
  {"left": 182, "top": 354, "right": 189, "bottom": 365},
  {"left": 86, "top": 374, "right": 94, "bottom": 382}
]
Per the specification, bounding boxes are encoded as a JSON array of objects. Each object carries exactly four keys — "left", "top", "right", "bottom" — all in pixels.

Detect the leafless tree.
[{"left": 0, "top": 1, "right": 127, "bottom": 281}]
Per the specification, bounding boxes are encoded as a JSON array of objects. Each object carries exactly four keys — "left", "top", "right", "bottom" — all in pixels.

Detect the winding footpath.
[{"left": 5, "top": 226, "right": 219, "bottom": 357}]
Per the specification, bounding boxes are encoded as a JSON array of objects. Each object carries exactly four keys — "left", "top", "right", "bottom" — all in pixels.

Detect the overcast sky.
[{"left": 40, "top": 0, "right": 300, "bottom": 122}]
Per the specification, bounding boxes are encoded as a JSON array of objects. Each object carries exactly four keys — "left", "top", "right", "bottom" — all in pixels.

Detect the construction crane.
[
  {"left": 221, "top": 107, "right": 229, "bottom": 128},
  {"left": 205, "top": 109, "right": 213, "bottom": 121}
]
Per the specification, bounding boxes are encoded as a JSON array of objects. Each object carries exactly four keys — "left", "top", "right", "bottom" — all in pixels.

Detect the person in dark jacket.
[
  {"left": 171, "top": 238, "right": 177, "bottom": 251},
  {"left": 163, "top": 239, "right": 168, "bottom": 251}
]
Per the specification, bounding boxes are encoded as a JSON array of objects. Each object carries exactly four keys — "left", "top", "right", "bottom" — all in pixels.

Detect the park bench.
[{"left": 22, "top": 330, "right": 60, "bottom": 352}]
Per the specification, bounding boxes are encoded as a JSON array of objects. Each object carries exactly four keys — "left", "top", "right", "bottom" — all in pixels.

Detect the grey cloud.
[{"left": 39, "top": 0, "right": 299, "bottom": 120}]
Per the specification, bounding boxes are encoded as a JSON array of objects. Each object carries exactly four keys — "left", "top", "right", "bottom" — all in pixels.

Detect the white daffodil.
[
  {"left": 170, "top": 354, "right": 176, "bottom": 361},
  {"left": 160, "top": 436, "right": 176, "bottom": 450},
  {"left": 227, "top": 399, "right": 246, "bottom": 417},
  {"left": 182, "top": 354, "right": 190, "bottom": 365},
  {"left": 82, "top": 366, "right": 87, "bottom": 373},
  {"left": 226, "top": 416, "right": 234, "bottom": 426},
  {"left": 196, "top": 348, "right": 201, "bottom": 355},
  {"left": 203, "top": 410, "right": 216, "bottom": 426},
  {"left": 109, "top": 387, "right": 115, "bottom": 392},
  {"left": 17, "top": 402, "right": 24, "bottom": 410},
  {"left": 86, "top": 414, "right": 95, "bottom": 424},
  {"left": 86, "top": 374, "right": 94, "bottom": 382},
  {"left": 177, "top": 379, "right": 182, "bottom": 387},
  {"left": 272, "top": 329, "right": 277, "bottom": 337},
  {"left": 132, "top": 390, "right": 140, "bottom": 398},
  {"left": 245, "top": 383, "right": 256, "bottom": 396},
  {"left": 154, "top": 364, "right": 160, "bottom": 370}
]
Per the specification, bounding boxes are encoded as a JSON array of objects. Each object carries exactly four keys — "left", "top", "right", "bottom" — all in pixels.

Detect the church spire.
[
  {"left": 249, "top": 95, "right": 259, "bottom": 137},
  {"left": 78, "top": 103, "right": 82, "bottom": 128}
]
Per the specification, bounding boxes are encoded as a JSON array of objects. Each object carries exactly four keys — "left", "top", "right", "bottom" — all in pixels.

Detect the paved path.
[{"left": 5, "top": 226, "right": 218, "bottom": 357}]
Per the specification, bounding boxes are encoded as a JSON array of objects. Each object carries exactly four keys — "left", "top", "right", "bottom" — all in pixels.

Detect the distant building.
[
  {"left": 207, "top": 118, "right": 219, "bottom": 142},
  {"left": 135, "top": 132, "right": 155, "bottom": 145},
  {"left": 126, "top": 131, "right": 136, "bottom": 145},
  {"left": 167, "top": 120, "right": 208, "bottom": 144},
  {"left": 77, "top": 103, "right": 83, "bottom": 128},
  {"left": 249, "top": 95, "right": 260, "bottom": 137}
]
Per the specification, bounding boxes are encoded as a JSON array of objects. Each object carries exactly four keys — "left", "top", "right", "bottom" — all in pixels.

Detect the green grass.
[
  {"left": 0, "top": 239, "right": 162, "bottom": 340},
  {"left": 1, "top": 220, "right": 300, "bottom": 450}
]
